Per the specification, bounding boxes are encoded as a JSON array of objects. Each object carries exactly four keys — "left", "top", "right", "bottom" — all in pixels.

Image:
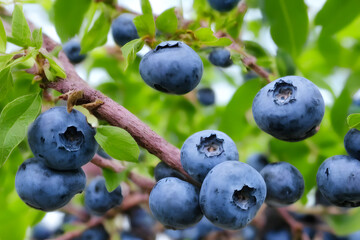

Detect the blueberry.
[
  {"left": 85, "top": 177, "right": 123, "bottom": 215},
  {"left": 323, "top": 232, "right": 348, "bottom": 240},
  {"left": 127, "top": 206, "right": 156, "bottom": 240},
  {"left": 120, "top": 231, "right": 142, "bottom": 240},
  {"left": 149, "top": 177, "right": 203, "bottom": 229},
  {"left": 348, "top": 98, "right": 360, "bottom": 114},
  {"left": 15, "top": 158, "right": 86, "bottom": 211},
  {"left": 63, "top": 40, "right": 86, "bottom": 64},
  {"left": 344, "top": 128, "right": 360, "bottom": 160},
  {"left": 197, "top": 88, "right": 215, "bottom": 106},
  {"left": 207, "top": 0, "right": 240, "bottom": 12},
  {"left": 139, "top": 41, "right": 203, "bottom": 95},
  {"left": 244, "top": 70, "right": 258, "bottom": 81},
  {"left": 180, "top": 130, "right": 239, "bottom": 183},
  {"left": 28, "top": 106, "right": 98, "bottom": 170},
  {"left": 111, "top": 14, "right": 139, "bottom": 47},
  {"left": 164, "top": 217, "right": 221, "bottom": 240},
  {"left": 32, "top": 224, "right": 53, "bottom": 240},
  {"left": 349, "top": 230, "right": 360, "bottom": 240},
  {"left": 246, "top": 153, "right": 269, "bottom": 172},
  {"left": 317, "top": 155, "right": 360, "bottom": 207},
  {"left": 315, "top": 188, "right": 332, "bottom": 206},
  {"left": 79, "top": 225, "right": 109, "bottom": 240},
  {"left": 208, "top": 48, "right": 233, "bottom": 67},
  {"left": 154, "top": 161, "right": 186, "bottom": 181},
  {"left": 264, "top": 229, "right": 292, "bottom": 240},
  {"left": 200, "top": 161, "right": 266, "bottom": 230},
  {"left": 260, "top": 162, "right": 304, "bottom": 207},
  {"left": 240, "top": 225, "right": 257, "bottom": 240},
  {"left": 252, "top": 76, "right": 325, "bottom": 141}
]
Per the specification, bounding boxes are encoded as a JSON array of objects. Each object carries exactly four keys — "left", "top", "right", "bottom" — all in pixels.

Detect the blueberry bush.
[{"left": 1, "top": 0, "right": 360, "bottom": 239}]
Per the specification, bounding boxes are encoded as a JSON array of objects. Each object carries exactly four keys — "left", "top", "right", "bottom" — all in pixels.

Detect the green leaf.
[
  {"left": 276, "top": 48, "right": 296, "bottom": 76},
  {"left": 103, "top": 168, "right": 129, "bottom": 192},
  {"left": 31, "top": 28, "right": 43, "bottom": 49},
  {"left": 0, "top": 67, "right": 13, "bottom": 101},
  {"left": 80, "top": 11, "right": 111, "bottom": 53},
  {"left": 0, "top": 19, "right": 6, "bottom": 52},
  {"left": 331, "top": 87, "right": 352, "bottom": 137},
  {"left": 326, "top": 208, "right": 360, "bottom": 235},
  {"left": 194, "top": 28, "right": 232, "bottom": 46},
  {"left": 219, "top": 79, "right": 263, "bottom": 141},
  {"left": 53, "top": 0, "right": 91, "bottom": 42},
  {"left": 195, "top": 28, "right": 217, "bottom": 42},
  {"left": 260, "top": 0, "right": 308, "bottom": 57},
  {"left": 95, "top": 125, "right": 140, "bottom": 163},
  {"left": 155, "top": 8, "right": 178, "bottom": 34},
  {"left": 347, "top": 114, "right": 360, "bottom": 130},
  {"left": 140, "top": 0, "right": 153, "bottom": 15},
  {"left": 39, "top": 49, "right": 67, "bottom": 79},
  {"left": 0, "top": 93, "right": 42, "bottom": 167},
  {"left": 133, "top": 14, "right": 155, "bottom": 37},
  {"left": 205, "top": 37, "right": 232, "bottom": 47},
  {"left": 315, "top": 0, "right": 360, "bottom": 36},
  {"left": 121, "top": 38, "right": 144, "bottom": 70},
  {"left": 11, "top": 4, "right": 32, "bottom": 47}
]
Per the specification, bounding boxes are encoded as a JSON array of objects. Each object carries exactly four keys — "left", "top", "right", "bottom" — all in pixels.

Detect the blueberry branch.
[
  {"left": 54, "top": 193, "right": 149, "bottom": 240},
  {"left": 2, "top": 17, "right": 200, "bottom": 187},
  {"left": 111, "top": 3, "right": 272, "bottom": 82},
  {"left": 91, "top": 154, "right": 156, "bottom": 191}
]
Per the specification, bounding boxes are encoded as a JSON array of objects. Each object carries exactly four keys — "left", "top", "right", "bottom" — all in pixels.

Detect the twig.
[
  {"left": 276, "top": 208, "right": 304, "bottom": 240},
  {"left": 91, "top": 154, "right": 125, "bottom": 172},
  {"left": 91, "top": 154, "right": 156, "bottom": 190}
]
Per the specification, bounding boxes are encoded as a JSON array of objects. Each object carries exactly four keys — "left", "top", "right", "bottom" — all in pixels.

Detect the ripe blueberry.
[
  {"left": 154, "top": 161, "right": 186, "bottom": 182},
  {"left": 252, "top": 76, "right": 325, "bottom": 141},
  {"left": 63, "top": 40, "right": 86, "bottom": 64},
  {"left": 246, "top": 153, "right": 269, "bottom": 172},
  {"left": 264, "top": 229, "right": 291, "bottom": 240},
  {"left": 344, "top": 128, "right": 360, "bottom": 160},
  {"left": 79, "top": 225, "right": 109, "bottom": 240},
  {"left": 197, "top": 88, "right": 215, "bottom": 106},
  {"left": 200, "top": 161, "right": 266, "bottom": 230},
  {"left": 181, "top": 130, "right": 239, "bottom": 183},
  {"left": 316, "top": 155, "right": 360, "bottom": 207},
  {"left": 111, "top": 14, "right": 139, "bottom": 47},
  {"left": 149, "top": 177, "right": 203, "bottom": 229},
  {"left": 15, "top": 158, "right": 86, "bottom": 211},
  {"left": 85, "top": 177, "right": 123, "bottom": 216},
  {"left": 139, "top": 41, "right": 203, "bottom": 95},
  {"left": 260, "top": 162, "right": 304, "bottom": 207},
  {"left": 127, "top": 206, "right": 157, "bottom": 240},
  {"left": 208, "top": 48, "right": 233, "bottom": 67},
  {"left": 28, "top": 106, "right": 98, "bottom": 170},
  {"left": 207, "top": 0, "right": 240, "bottom": 12}
]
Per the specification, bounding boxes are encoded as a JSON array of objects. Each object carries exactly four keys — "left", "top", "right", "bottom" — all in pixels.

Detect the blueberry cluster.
[
  {"left": 317, "top": 128, "right": 360, "bottom": 207},
  {"left": 16, "top": 106, "right": 124, "bottom": 216},
  {"left": 15, "top": 106, "right": 98, "bottom": 211},
  {"left": 149, "top": 130, "right": 305, "bottom": 231}
]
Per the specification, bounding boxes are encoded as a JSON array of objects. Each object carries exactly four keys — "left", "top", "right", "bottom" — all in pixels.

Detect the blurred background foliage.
[{"left": 2, "top": 0, "right": 360, "bottom": 239}]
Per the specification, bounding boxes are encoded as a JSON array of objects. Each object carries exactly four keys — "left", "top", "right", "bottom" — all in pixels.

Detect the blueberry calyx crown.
[
  {"left": 155, "top": 41, "right": 181, "bottom": 51},
  {"left": 269, "top": 80, "right": 297, "bottom": 105},
  {"left": 197, "top": 134, "right": 224, "bottom": 157},
  {"left": 232, "top": 185, "right": 257, "bottom": 210},
  {"left": 59, "top": 126, "right": 84, "bottom": 151}
]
